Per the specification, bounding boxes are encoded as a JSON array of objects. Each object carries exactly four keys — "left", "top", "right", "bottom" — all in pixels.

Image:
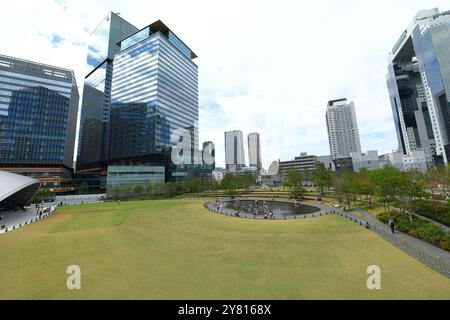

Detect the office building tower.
[
  {"left": 326, "top": 98, "right": 362, "bottom": 160},
  {"left": 248, "top": 132, "right": 262, "bottom": 171},
  {"left": 387, "top": 8, "right": 450, "bottom": 164},
  {"left": 77, "top": 15, "right": 204, "bottom": 188},
  {"left": 0, "top": 54, "right": 79, "bottom": 192},
  {"left": 77, "top": 12, "right": 138, "bottom": 169},
  {"left": 108, "top": 20, "right": 199, "bottom": 182},
  {"left": 225, "top": 130, "right": 245, "bottom": 171}
]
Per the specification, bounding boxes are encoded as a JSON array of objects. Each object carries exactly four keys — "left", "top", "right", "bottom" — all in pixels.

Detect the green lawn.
[{"left": 0, "top": 199, "right": 449, "bottom": 299}]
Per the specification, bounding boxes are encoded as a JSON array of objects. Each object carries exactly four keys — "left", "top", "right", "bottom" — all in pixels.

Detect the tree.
[
  {"left": 424, "top": 165, "right": 446, "bottom": 214},
  {"left": 133, "top": 184, "right": 143, "bottom": 195},
  {"left": 291, "top": 184, "right": 305, "bottom": 199},
  {"left": 336, "top": 170, "right": 356, "bottom": 210},
  {"left": 146, "top": 183, "right": 154, "bottom": 195},
  {"left": 354, "top": 168, "right": 375, "bottom": 203},
  {"left": 396, "top": 170, "right": 426, "bottom": 222},
  {"left": 285, "top": 168, "right": 302, "bottom": 188},
  {"left": 78, "top": 182, "right": 89, "bottom": 195},
  {"left": 369, "top": 166, "right": 400, "bottom": 214},
  {"left": 314, "top": 161, "right": 333, "bottom": 195}
]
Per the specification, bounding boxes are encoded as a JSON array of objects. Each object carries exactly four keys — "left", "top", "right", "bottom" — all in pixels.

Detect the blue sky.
[{"left": 1, "top": 0, "right": 449, "bottom": 168}]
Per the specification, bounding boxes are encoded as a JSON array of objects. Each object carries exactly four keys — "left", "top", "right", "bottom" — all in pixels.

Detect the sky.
[{"left": 1, "top": 0, "right": 449, "bottom": 169}]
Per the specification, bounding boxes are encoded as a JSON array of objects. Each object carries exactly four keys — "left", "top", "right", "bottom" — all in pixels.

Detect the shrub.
[{"left": 377, "top": 211, "right": 449, "bottom": 251}]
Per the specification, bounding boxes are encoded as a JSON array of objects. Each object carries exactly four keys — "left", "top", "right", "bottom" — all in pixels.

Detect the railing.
[
  {"left": 334, "top": 211, "right": 450, "bottom": 278},
  {"left": 203, "top": 201, "right": 329, "bottom": 221},
  {"left": 204, "top": 201, "right": 450, "bottom": 278}
]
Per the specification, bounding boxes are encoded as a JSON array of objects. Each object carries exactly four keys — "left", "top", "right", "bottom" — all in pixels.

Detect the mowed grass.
[{"left": 0, "top": 200, "right": 449, "bottom": 300}]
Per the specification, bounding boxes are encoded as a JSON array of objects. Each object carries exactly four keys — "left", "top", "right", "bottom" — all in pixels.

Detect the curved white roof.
[{"left": 0, "top": 171, "right": 40, "bottom": 208}]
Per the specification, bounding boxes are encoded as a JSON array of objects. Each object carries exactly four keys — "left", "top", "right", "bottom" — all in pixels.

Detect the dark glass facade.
[
  {"left": 0, "top": 54, "right": 79, "bottom": 191},
  {"left": 387, "top": 9, "right": 450, "bottom": 163},
  {"left": 110, "top": 23, "right": 203, "bottom": 181},
  {"left": 77, "top": 12, "right": 138, "bottom": 168}
]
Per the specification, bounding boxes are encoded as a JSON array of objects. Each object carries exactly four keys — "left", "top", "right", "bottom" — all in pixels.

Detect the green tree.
[
  {"left": 291, "top": 184, "right": 305, "bottom": 199},
  {"left": 285, "top": 168, "right": 302, "bottom": 188},
  {"left": 355, "top": 168, "right": 375, "bottom": 203},
  {"left": 396, "top": 170, "right": 426, "bottom": 222},
  {"left": 146, "top": 183, "right": 154, "bottom": 195},
  {"left": 369, "top": 166, "right": 401, "bottom": 214},
  {"left": 133, "top": 184, "right": 143, "bottom": 195},
  {"left": 314, "top": 162, "right": 333, "bottom": 195},
  {"left": 78, "top": 182, "right": 89, "bottom": 195},
  {"left": 424, "top": 165, "right": 446, "bottom": 214},
  {"left": 336, "top": 170, "right": 356, "bottom": 210}
]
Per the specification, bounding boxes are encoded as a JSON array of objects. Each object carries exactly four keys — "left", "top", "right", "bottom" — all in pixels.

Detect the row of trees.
[
  {"left": 107, "top": 172, "right": 257, "bottom": 199},
  {"left": 107, "top": 178, "right": 220, "bottom": 198},
  {"left": 219, "top": 172, "right": 257, "bottom": 196},
  {"left": 333, "top": 166, "right": 448, "bottom": 222}
]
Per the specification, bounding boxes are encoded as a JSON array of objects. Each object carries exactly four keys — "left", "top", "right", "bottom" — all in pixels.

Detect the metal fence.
[
  {"left": 204, "top": 201, "right": 450, "bottom": 278},
  {"left": 203, "top": 201, "right": 330, "bottom": 220},
  {"left": 335, "top": 211, "right": 450, "bottom": 278}
]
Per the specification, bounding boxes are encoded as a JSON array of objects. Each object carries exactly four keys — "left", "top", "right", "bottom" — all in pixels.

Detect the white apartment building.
[{"left": 326, "top": 98, "right": 362, "bottom": 160}]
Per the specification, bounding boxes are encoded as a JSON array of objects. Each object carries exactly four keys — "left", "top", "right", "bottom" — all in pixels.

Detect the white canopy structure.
[{"left": 0, "top": 171, "right": 40, "bottom": 210}]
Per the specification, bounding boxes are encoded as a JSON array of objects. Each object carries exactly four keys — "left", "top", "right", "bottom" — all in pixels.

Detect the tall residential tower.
[{"left": 326, "top": 98, "right": 361, "bottom": 160}]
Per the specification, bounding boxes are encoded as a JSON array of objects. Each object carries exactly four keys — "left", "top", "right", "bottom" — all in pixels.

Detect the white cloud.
[{"left": 0, "top": 0, "right": 448, "bottom": 168}]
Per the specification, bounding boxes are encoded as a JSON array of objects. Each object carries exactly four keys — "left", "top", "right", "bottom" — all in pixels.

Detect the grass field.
[{"left": 0, "top": 199, "right": 449, "bottom": 299}]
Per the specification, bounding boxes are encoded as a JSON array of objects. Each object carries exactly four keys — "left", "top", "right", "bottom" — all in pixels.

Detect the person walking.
[{"left": 388, "top": 218, "right": 395, "bottom": 234}]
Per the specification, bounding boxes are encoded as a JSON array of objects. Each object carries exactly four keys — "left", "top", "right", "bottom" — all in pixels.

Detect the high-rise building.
[
  {"left": 326, "top": 98, "right": 362, "bottom": 160},
  {"left": 77, "top": 15, "right": 206, "bottom": 188},
  {"left": 77, "top": 12, "right": 138, "bottom": 169},
  {"left": 387, "top": 8, "right": 450, "bottom": 165},
  {"left": 108, "top": 20, "right": 200, "bottom": 183},
  {"left": 0, "top": 54, "right": 79, "bottom": 192},
  {"left": 248, "top": 132, "right": 262, "bottom": 171},
  {"left": 225, "top": 130, "right": 245, "bottom": 171}
]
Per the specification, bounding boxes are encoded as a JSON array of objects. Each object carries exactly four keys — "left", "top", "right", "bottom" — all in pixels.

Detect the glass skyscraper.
[
  {"left": 0, "top": 54, "right": 79, "bottom": 191},
  {"left": 77, "top": 15, "right": 207, "bottom": 188},
  {"left": 77, "top": 12, "right": 138, "bottom": 168},
  {"left": 387, "top": 8, "right": 450, "bottom": 164},
  {"left": 107, "top": 20, "right": 202, "bottom": 182},
  {"left": 110, "top": 20, "right": 198, "bottom": 158}
]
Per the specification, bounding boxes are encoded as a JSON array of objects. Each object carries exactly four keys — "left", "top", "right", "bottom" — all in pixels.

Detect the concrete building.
[
  {"left": 350, "top": 150, "right": 380, "bottom": 172},
  {"left": 225, "top": 130, "right": 245, "bottom": 171},
  {"left": 317, "top": 155, "right": 334, "bottom": 171},
  {"left": 326, "top": 98, "right": 362, "bottom": 160},
  {"left": 379, "top": 150, "right": 429, "bottom": 172},
  {"left": 387, "top": 8, "right": 450, "bottom": 164},
  {"left": 279, "top": 152, "right": 317, "bottom": 184}
]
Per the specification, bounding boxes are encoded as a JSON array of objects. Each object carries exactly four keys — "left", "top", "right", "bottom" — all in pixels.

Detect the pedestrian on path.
[{"left": 388, "top": 218, "right": 395, "bottom": 234}]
